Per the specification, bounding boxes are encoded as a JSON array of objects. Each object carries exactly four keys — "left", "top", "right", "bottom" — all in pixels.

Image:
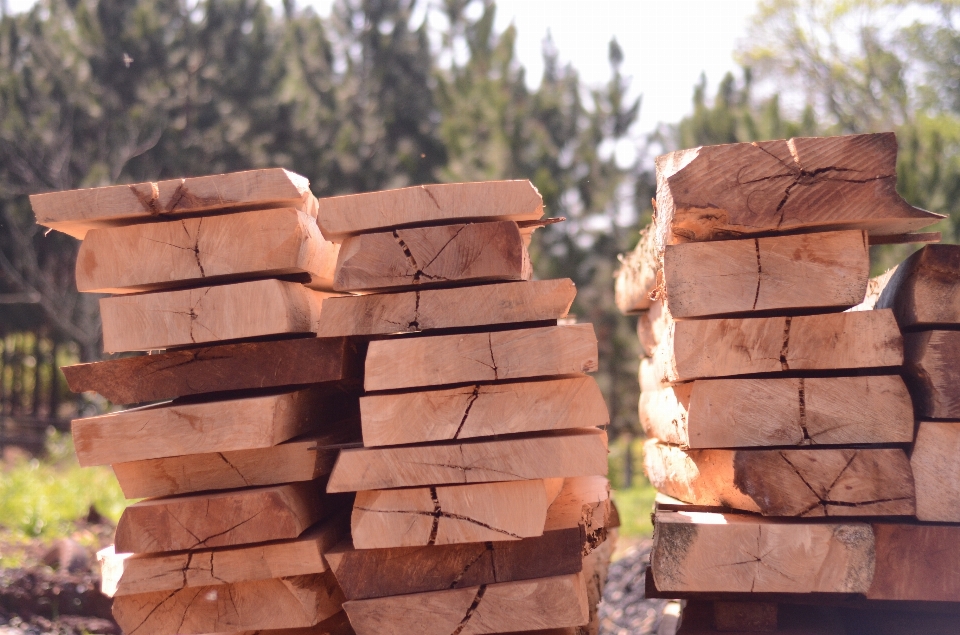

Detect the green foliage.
[
  {"left": 610, "top": 480, "right": 656, "bottom": 539},
  {"left": 0, "top": 431, "right": 126, "bottom": 540}
]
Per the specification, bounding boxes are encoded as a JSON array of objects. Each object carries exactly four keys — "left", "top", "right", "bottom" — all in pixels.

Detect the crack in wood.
[
  {"left": 752, "top": 239, "right": 762, "bottom": 310},
  {"left": 452, "top": 386, "right": 481, "bottom": 439},
  {"left": 450, "top": 584, "right": 486, "bottom": 635},
  {"left": 428, "top": 487, "right": 441, "bottom": 546},
  {"left": 779, "top": 316, "right": 792, "bottom": 371},
  {"left": 797, "top": 378, "right": 811, "bottom": 443},
  {"left": 448, "top": 543, "right": 492, "bottom": 588}
]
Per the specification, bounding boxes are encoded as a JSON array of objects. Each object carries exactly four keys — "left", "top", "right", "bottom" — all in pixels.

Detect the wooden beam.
[
  {"left": 114, "top": 482, "right": 336, "bottom": 554},
  {"left": 642, "top": 376, "right": 914, "bottom": 448},
  {"left": 654, "top": 132, "right": 942, "bottom": 247},
  {"left": 712, "top": 601, "right": 778, "bottom": 632},
  {"left": 327, "top": 428, "right": 608, "bottom": 492},
  {"left": 315, "top": 279, "right": 574, "bottom": 338},
  {"left": 351, "top": 480, "right": 553, "bottom": 549},
  {"left": 650, "top": 509, "right": 876, "bottom": 594},
  {"left": 868, "top": 231, "right": 941, "bottom": 246},
  {"left": 876, "top": 244, "right": 960, "bottom": 328},
  {"left": 100, "top": 514, "right": 348, "bottom": 596},
  {"left": 76, "top": 209, "right": 338, "bottom": 294},
  {"left": 359, "top": 376, "right": 607, "bottom": 447},
  {"left": 111, "top": 428, "right": 357, "bottom": 498},
  {"left": 643, "top": 441, "right": 915, "bottom": 517},
  {"left": 639, "top": 376, "right": 914, "bottom": 448},
  {"left": 327, "top": 478, "right": 603, "bottom": 600},
  {"left": 652, "top": 309, "right": 903, "bottom": 383},
  {"left": 341, "top": 572, "right": 588, "bottom": 635},
  {"left": 100, "top": 279, "right": 335, "bottom": 353},
  {"left": 614, "top": 226, "right": 658, "bottom": 314},
  {"left": 333, "top": 220, "right": 531, "bottom": 292},
  {"left": 868, "top": 524, "right": 960, "bottom": 601},
  {"left": 911, "top": 421, "right": 960, "bottom": 522},
  {"left": 904, "top": 330, "right": 960, "bottom": 418},
  {"left": 637, "top": 299, "right": 670, "bottom": 357},
  {"left": 315, "top": 180, "right": 543, "bottom": 242},
  {"left": 663, "top": 230, "right": 870, "bottom": 319},
  {"left": 72, "top": 387, "right": 355, "bottom": 466},
  {"left": 31, "top": 168, "right": 316, "bottom": 239},
  {"left": 364, "top": 324, "right": 598, "bottom": 391},
  {"left": 61, "top": 337, "right": 363, "bottom": 405},
  {"left": 111, "top": 572, "right": 343, "bottom": 635}
]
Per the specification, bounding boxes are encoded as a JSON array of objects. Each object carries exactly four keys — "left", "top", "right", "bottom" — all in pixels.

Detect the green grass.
[
  {"left": 608, "top": 435, "right": 658, "bottom": 538},
  {"left": 0, "top": 431, "right": 126, "bottom": 541}
]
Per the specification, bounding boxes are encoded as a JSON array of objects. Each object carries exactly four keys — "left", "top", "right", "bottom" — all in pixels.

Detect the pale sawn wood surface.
[{"left": 911, "top": 421, "right": 960, "bottom": 522}]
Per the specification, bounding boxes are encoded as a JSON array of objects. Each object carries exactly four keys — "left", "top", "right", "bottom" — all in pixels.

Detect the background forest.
[{"left": 0, "top": 0, "right": 958, "bottom": 516}]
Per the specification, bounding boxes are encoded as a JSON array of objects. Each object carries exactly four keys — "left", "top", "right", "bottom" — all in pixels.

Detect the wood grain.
[
  {"left": 643, "top": 441, "right": 915, "bottom": 517},
  {"left": 653, "top": 309, "right": 902, "bottom": 383},
  {"left": 100, "top": 514, "right": 348, "bottom": 596},
  {"left": 100, "top": 279, "right": 334, "bottom": 353},
  {"left": 315, "top": 279, "right": 574, "bottom": 337},
  {"left": 650, "top": 510, "right": 876, "bottom": 594},
  {"left": 114, "top": 482, "right": 335, "bottom": 554},
  {"left": 111, "top": 428, "right": 357, "bottom": 498},
  {"left": 327, "top": 428, "right": 608, "bottom": 492},
  {"left": 614, "top": 226, "right": 658, "bottom": 314},
  {"left": 31, "top": 168, "right": 315, "bottom": 239},
  {"left": 61, "top": 337, "right": 363, "bottom": 405},
  {"left": 663, "top": 230, "right": 869, "bottom": 319},
  {"left": 639, "top": 376, "right": 914, "bottom": 448},
  {"left": 911, "top": 421, "right": 960, "bottom": 522},
  {"left": 315, "top": 180, "right": 543, "bottom": 241},
  {"left": 868, "top": 523, "right": 960, "bottom": 601},
  {"left": 72, "top": 387, "right": 354, "bottom": 466},
  {"left": 364, "top": 323, "right": 598, "bottom": 391},
  {"left": 875, "top": 244, "right": 960, "bottom": 328},
  {"left": 77, "top": 208, "right": 337, "bottom": 293},
  {"left": 351, "top": 480, "right": 550, "bottom": 548},
  {"left": 636, "top": 299, "right": 671, "bottom": 357},
  {"left": 360, "top": 376, "right": 607, "bottom": 446},
  {"left": 334, "top": 220, "right": 531, "bottom": 291},
  {"left": 654, "top": 132, "right": 942, "bottom": 247},
  {"left": 903, "top": 330, "right": 960, "bottom": 418},
  {"left": 341, "top": 572, "right": 588, "bottom": 635},
  {"left": 111, "top": 572, "right": 343, "bottom": 635}
]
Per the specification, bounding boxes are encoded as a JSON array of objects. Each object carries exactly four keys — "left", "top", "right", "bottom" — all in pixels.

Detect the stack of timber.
[
  {"left": 36, "top": 175, "right": 618, "bottom": 635},
  {"left": 315, "top": 181, "right": 616, "bottom": 635},
  {"left": 615, "top": 133, "right": 960, "bottom": 634},
  {"left": 33, "top": 169, "right": 361, "bottom": 635}
]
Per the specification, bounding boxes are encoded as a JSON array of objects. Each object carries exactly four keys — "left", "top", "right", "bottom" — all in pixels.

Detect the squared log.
[
  {"left": 76, "top": 208, "right": 338, "bottom": 293},
  {"left": 364, "top": 324, "right": 598, "bottom": 391},
  {"left": 903, "top": 330, "right": 960, "bottom": 418},
  {"left": 876, "top": 244, "right": 960, "bottom": 328},
  {"left": 31, "top": 168, "right": 316, "bottom": 239},
  {"left": 911, "top": 421, "right": 960, "bottom": 522}
]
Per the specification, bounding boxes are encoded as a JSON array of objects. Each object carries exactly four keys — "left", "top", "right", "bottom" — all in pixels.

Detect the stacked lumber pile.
[
  {"left": 33, "top": 174, "right": 616, "bottom": 635},
  {"left": 616, "top": 133, "right": 960, "bottom": 634}
]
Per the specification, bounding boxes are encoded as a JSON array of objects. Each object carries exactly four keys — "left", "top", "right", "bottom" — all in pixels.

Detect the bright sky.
[{"left": 6, "top": 0, "right": 760, "bottom": 133}]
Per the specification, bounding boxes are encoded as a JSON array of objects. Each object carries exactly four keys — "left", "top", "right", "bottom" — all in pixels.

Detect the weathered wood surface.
[
  {"left": 876, "top": 244, "right": 960, "bottom": 328},
  {"left": 31, "top": 168, "right": 316, "bottom": 239},
  {"left": 712, "top": 601, "right": 778, "bottom": 633},
  {"left": 654, "top": 133, "right": 942, "bottom": 248},
  {"left": 868, "top": 524, "right": 960, "bottom": 602},
  {"left": 911, "top": 421, "right": 960, "bottom": 522},
  {"left": 327, "top": 428, "right": 608, "bottom": 492},
  {"left": 114, "top": 482, "right": 331, "bottom": 554},
  {"left": 360, "top": 376, "right": 606, "bottom": 446},
  {"left": 643, "top": 441, "right": 915, "bottom": 517},
  {"left": 73, "top": 387, "right": 353, "bottom": 466},
  {"left": 652, "top": 309, "right": 903, "bottom": 383},
  {"left": 112, "top": 572, "right": 343, "bottom": 635},
  {"left": 639, "top": 376, "right": 914, "bottom": 448},
  {"left": 328, "top": 477, "right": 605, "bottom": 600},
  {"left": 62, "top": 337, "right": 363, "bottom": 405},
  {"left": 615, "top": 226, "right": 658, "bottom": 314},
  {"left": 351, "top": 480, "right": 552, "bottom": 548},
  {"left": 341, "top": 572, "right": 588, "bottom": 635},
  {"left": 364, "top": 323, "right": 598, "bottom": 391},
  {"left": 112, "top": 428, "right": 357, "bottom": 498},
  {"left": 100, "top": 279, "right": 334, "bottom": 353},
  {"left": 904, "top": 331, "right": 960, "bottom": 418},
  {"left": 316, "top": 279, "right": 574, "bottom": 338},
  {"left": 333, "top": 220, "right": 531, "bottom": 292},
  {"left": 315, "top": 180, "right": 543, "bottom": 241},
  {"left": 676, "top": 602, "right": 842, "bottom": 635},
  {"left": 77, "top": 208, "right": 338, "bottom": 293},
  {"left": 581, "top": 535, "right": 613, "bottom": 635},
  {"left": 100, "top": 514, "right": 348, "bottom": 596},
  {"left": 650, "top": 510, "right": 876, "bottom": 593},
  {"left": 663, "top": 230, "right": 870, "bottom": 319},
  {"left": 636, "top": 299, "right": 671, "bottom": 357}
]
